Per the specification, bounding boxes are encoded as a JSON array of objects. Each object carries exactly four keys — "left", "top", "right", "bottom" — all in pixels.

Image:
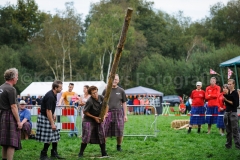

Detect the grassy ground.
[{"left": 1, "top": 114, "right": 240, "bottom": 160}]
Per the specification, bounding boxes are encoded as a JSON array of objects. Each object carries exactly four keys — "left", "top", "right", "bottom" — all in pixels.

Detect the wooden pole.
[{"left": 99, "top": 8, "right": 133, "bottom": 122}]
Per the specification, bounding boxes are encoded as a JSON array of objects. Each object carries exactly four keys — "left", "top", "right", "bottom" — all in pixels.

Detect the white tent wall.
[{"left": 20, "top": 81, "right": 106, "bottom": 97}]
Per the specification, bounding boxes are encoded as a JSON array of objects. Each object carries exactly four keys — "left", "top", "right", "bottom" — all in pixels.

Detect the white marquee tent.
[{"left": 20, "top": 81, "right": 106, "bottom": 96}]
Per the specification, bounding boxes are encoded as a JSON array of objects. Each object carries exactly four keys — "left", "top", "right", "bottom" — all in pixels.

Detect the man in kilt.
[
  {"left": 78, "top": 86, "right": 108, "bottom": 158},
  {"left": 188, "top": 82, "right": 205, "bottom": 133},
  {"left": 0, "top": 68, "right": 22, "bottom": 160},
  {"left": 102, "top": 74, "right": 128, "bottom": 151},
  {"left": 205, "top": 77, "right": 220, "bottom": 134},
  {"left": 35, "top": 80, "right": 65, "bottom": 160}
]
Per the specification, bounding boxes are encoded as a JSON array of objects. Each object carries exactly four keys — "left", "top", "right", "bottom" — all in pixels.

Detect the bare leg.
[
  {"left": 117, "top": 137, "right": 123, "bottom": 145},
  {"left": 208, "top": 124, "right": 211, "bottom": 134},
  {"left": 7, "top": 146, "right": 15, "bottom": 160},
  {"left": 24, "top": 132, "right": 29, "bottom": 140},
  {"left": 2, "top": 146, "right": 7, "bottom": 159}
]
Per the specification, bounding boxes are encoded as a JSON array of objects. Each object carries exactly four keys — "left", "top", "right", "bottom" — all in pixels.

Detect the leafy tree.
[{"left": 30, "top": 2, "right": 83, "bottom": 81}]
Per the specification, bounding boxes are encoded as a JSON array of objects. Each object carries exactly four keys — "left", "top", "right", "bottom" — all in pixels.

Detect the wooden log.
[{"left": 99, "top": 8, "right": 133, "bottom": 122}]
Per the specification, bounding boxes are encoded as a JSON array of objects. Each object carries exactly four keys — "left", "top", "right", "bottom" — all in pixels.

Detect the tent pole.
[
  {"left": 220, "top": 67, "right": 224, "bottom": 86},
  {"left": 234, "top": 65, "right": 239, "bottom": 89}
]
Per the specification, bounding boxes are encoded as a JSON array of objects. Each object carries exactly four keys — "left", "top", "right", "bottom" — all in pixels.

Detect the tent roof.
[
  {"left": 219, "top": 56, "right": 240, "bottom": 67},
  {"left": 20, "top": 81, "right": 106, "bottom": 96},
  {"left": 125, "top": 86, "right": 163, "bottom": 96}
]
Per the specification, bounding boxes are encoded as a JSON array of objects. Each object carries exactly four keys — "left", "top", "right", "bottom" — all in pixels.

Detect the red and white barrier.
[
  {"left": 28, "top": 107, "right": 77, "bottom": 130},
  {"left": 28, "top": 107, "right": 75, "bottom": 116},
  {"left": 32, "top": 122, "right": 75, "bottom": 130}
]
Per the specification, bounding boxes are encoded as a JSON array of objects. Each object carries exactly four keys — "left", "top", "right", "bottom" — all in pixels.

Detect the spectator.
[
  {"left": 185, "top": 98, "right": 192, "bottom": 114},
  {"left": 217, "top": 84, "right": 227, "bottom": 136},
  {"left": 27, "top": 94, "right": 32, "bottom": 105},
  {"left": 58, "top": 83, "right": 78, "bottom": 137},
  {"left": 133, "top": 95, "right": 140, "bottom": 115},
  {"left": 77, "top": 85, "right": 91, "bottom": 118},
  {"left": 127, "top": 95, "right": 133, "bottom": 114},
  {"left": 179, "top": 101, "right": 186, "bottom": 114},
  {"left": 32, "top": 96, "right": 36, "bottom": 105},
  {"left": 205, "top": 77, "right": 220, "bottom": 134},
  {"left": 188, "top": 81, "right": 205, "bottom": 134},
  {"left": 36, "top": 96, "right": 43, "bottom": 106},
  {"left": 139, "top": 95, "right": 145, "bottom": 115},
  {"left": 223, "top": 79, "right": 240, "bottom": 149},
  {"left": 19, "top": 100, "right": 32, "bottom": 140},
  {"left": 17, "top": 95, "right": 21, "bottom": 102},
  {"left": 144, "top": 97, "right": 150, "bottom": 115}
]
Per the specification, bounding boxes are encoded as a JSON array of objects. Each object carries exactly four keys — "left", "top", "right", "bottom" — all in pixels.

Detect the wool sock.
[
  {"left": 52, "top": 142, "right": 57, "bottom": 151},
  {"left": 43, "top": 143, "right": 50, "bottom": 152},
  {"left": 79, "top": 143, "right": 87, "bottom": 155}
]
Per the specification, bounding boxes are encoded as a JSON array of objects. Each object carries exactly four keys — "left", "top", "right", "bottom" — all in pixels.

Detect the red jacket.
[
  {"left": 190, "top": 90, "right": 205, "bottom": 106},
  {"left": 205, "top": 85, "right": 220, "bottom": 107},
  {"left": 217, "top": 92, "right": 226, "bottom": 112},
  {"left": 133, "top": 98, "right": 140, "bottom": 105}
]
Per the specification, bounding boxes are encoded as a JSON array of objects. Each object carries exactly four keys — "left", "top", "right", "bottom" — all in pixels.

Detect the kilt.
[
  {"left": 35, "top": 114, "right": 60, "bottom": 143},
  {"left": 217, "top": 111, "right": 225, "bottom": 129},
  {"left": 104, "top": 109, "right": 124, "bottom": 137},
  {"left": 82, "top": 122, "right": 105, "bottom": 144},
  {"left": 22, "top": 122, "right": 31, "bottom": 135},
  {"left": 0, "top": 110, "right": 22, "bottom": 150},
  {"left": 190, "top": 106, "right": 205, "bottom": 125},
  {"left": 205, "top": 106, "right": 218, "bottom": 124}
]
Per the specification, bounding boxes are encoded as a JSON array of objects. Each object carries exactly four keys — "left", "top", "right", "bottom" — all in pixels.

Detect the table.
[{"left": 162, "top": 103, "right": 170, "bottom": 115}]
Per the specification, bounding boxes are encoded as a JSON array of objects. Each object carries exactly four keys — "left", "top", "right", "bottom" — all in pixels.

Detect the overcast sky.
[{"left": 1, "top": 0, "right": 230, "bottom": 21}]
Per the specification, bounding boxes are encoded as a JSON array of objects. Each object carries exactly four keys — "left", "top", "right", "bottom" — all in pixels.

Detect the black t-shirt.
[
  {"left": 83, "top": 95, "right": 104, "bottom": 122},
  {"left": 36, "top": 98, "right": 42, "bottom": 105},
  {"left": 40, "top": 90, "right": 57, "bottom": 117},
  {"left": 102, "top": 87, "right": 127, "bottom": 109},
  {"left": 0, "top": 83, "right": 17, "bottom": 110},
  {"left": 225, "top": 89, "right": 239, "bottom": 112}
]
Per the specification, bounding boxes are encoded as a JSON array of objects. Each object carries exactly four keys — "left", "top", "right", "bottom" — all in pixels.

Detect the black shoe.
[
  {"left": 225, "top": 144, "right": 232, "bottom": 149},
  {"left": 40, "top": 151, "right": 51, "bottom": 160},
  {"left": 51, "top": 149, "right": 65, "bottom": 159},
  {"left": 102, "top": 152, "right": 109, "bottom": 157},
  {"left": 187, "top": 130, "right": 191, "bottom": 134},
  {"left": 117, "top": 145, "right": 122, "bottom": 151},
  {"left": 78, "top": 153, "right": 83, "bottom": 158},
  {"left": 197, "top": 129, "right": 200, "bottom": 133}
]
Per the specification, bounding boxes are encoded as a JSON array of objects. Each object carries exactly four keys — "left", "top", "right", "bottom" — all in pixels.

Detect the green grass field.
[{"left": 1, "top": 115, "right": 240, "bottom": 160}]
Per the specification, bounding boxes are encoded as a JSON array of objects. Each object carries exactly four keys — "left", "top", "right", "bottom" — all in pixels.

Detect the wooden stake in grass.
[{"left": 99, "top": 8, "right": 133, "bottom": 122}]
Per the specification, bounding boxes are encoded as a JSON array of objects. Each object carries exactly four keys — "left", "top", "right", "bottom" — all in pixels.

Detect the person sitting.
[
  {"left": 19, "top": 100, "right": 32, "bottom": 140},
  {"left": 179, "top": 101, "right": 186, "bottom": 114}
]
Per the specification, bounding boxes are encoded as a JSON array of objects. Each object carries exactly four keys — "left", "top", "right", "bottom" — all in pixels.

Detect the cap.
[
  {"left": 196, "top": 82, "right": 202, "bottom": 86},
  {"left": 19, "top": 100, "right": 26, "bottom": 105}
]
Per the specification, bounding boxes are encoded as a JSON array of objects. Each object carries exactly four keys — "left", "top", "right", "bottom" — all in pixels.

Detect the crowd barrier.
[
  {"left": 26, "top": 105, "right": 82, "bottom": 135},
  {"left": 125, "top": 105, "right": 159, "bottom": 141}
]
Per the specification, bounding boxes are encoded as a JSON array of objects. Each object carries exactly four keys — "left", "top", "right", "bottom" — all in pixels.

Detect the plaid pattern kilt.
[
  {"left": 104, "top": 109, "right": 124, "bottom": 137},
  {"left": 190, "top": 106, "right": 206, "bottom": 125},
  {"left": 217, "top": 111, "right": 225, "bottom": 129},
  {"left": 0, "top": 110, "right": 22, "bottom": 150},
  {"left": 35, "top": 114, "right": 60, "bottom": 143},
  {"left": 205, "top": 106, "right": 218, "bottom": 124},
  {"left": 22, "top": 122, "right": 31, "bottom": 136},
  {"left": 82, "top": 122, "right": 105, "bottom": 144}
]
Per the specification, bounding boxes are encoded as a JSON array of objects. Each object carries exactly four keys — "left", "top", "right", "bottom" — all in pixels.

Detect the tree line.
[{"left": 0, "top": 0, "right": 239, "bottom": 96}]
